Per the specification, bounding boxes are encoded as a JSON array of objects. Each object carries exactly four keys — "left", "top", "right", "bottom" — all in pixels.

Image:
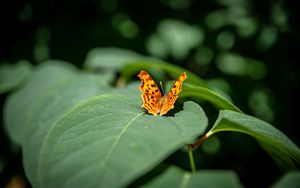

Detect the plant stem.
[
  {"left": 189, "top": 131, "right": 213, "bottom": 149},
  {"left": 187, "top": 131, "right": 213, "bottom": 172},
  {"left": 188, "top": 145, "right": 196, "bottom": 172}
]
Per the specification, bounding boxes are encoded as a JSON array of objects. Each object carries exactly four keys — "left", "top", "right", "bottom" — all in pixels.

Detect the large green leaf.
[
  {"left": 4, "top": 60, "right": 112, "bottom": 187},
  {"left": 38, "top": 94, "right": 208, "bottom": 188},
  {"left": 272, "top": 172, "right": 300, "bottom": 188},
  {"left": 210, "top": 110, "right": 300, "bottom": 171},
  {"left": 142, "top": 166, "right": 243, "bottom": 188},
  {"left": 0, "top": 60, "right": 32, "bottom": 94}
]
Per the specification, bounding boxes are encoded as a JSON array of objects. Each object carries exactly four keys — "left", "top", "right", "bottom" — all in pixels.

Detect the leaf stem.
[
  {"left": 189, "top": 131, "right": 213, "bottom": 149},
  {"left": 188, "top": 145, "right": 196, "bottom": 172}
]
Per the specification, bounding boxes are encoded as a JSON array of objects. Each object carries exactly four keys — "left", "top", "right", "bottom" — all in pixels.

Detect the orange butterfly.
[{"left": 137, "top": 70, "right": 187, "bottom": 116}]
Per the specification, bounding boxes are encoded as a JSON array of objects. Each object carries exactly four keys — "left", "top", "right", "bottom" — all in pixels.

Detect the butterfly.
[{"left": 137, "top": 70, "right": 187, "bottom": 116}]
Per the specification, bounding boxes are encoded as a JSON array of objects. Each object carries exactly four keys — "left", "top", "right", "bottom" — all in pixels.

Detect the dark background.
[{"left": 1, "top": 0, "right": 300, "bottom": 187}]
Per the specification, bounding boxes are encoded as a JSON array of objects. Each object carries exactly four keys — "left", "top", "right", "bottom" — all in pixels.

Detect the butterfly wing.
[
  {"left": 160, "top": 72, "right": 187, "bottom": 116},
  {"left": 138, "top": 70, "right": 162, "bottom": 116}
]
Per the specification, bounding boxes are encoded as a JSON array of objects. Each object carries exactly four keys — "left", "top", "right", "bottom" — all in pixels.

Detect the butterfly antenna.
[{"left": 160, "top": 81, "right": 165, "bottom": 95}]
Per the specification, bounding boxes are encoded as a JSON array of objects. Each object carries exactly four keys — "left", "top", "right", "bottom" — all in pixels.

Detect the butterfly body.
[{"left": 137, "top": 70, "right": 187, "bottom": 116}]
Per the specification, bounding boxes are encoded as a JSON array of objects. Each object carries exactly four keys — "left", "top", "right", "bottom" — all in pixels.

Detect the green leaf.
[
  {"left": 182, "top": 84, "right": 242, "bottom": 112},
  {"left": 272, "top": 172, "right": 300, "bottom": 188},
  {"left": 0, "top": 60, "right": 32, "bottom": 94},
  {"left": 4, "top": 60, "right": 111, "bottom": 187},
  {"left": 142, "top": 166, "right": 244, "bottom": 188},
  {"left": 120, "top": 60, "right": 206, "bottom": 87},
  {"left": 84, "top": 47, "right": 145, "bottom": 71},
  {"left": 38, "top": 95, "right": 208, "bottom": 188},
  {"left": 210, "top": 110, "right": 300, "bottom": 171}
]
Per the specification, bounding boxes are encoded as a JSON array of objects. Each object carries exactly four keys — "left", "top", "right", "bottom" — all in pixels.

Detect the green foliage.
[
  {"left": 84, "top": 47, "right": 145, "bottom": 72},
  {"left": 4, "top": 61, "right": 112, "bottom": 187},
  {"left": 182, "top": 84, "right": 242, "bottom": 112},
  {"left": 2, "top": 0, "right": 299, "bottom": 187},
  {"left": 142, "top": 166, "right": 243, "bottom": 188},
  {"left": 120, "top": 61, "right": 207, "bottom": 86},
  {"left": 210, "top": 110, "right": 300, "bottom": 171},
  {"left": 0, "top": 60, "right": 32, "bottom": 94},
  {"left": 272, "top": 172, "right": 300, "bottom": 188},
  {"left": 38, "top": 96, "right": 207, "bottom": 188},
  {"left": 1, "top": 48, "right": 300, "bottom": 187},
  {"left": 146, "top": 19, "right": 204, "bottom": 60}
]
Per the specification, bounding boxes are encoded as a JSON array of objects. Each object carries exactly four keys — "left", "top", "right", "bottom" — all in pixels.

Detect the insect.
[{"left": 137, "top": 70, "right": 187, "bottom": 116}]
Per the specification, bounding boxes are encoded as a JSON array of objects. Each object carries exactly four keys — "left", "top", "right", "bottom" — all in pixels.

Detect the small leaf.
[
  {"left": 0, "top": 60, "right": 32, "bottom": 93},
  {"left": 182, "top": 84, "right": 242, "bottom": 112},
  {"left": 84, "top": 47, "right": 145, "bottom": 71},
  {"left": 38, "top": 95, "right": 208, "bottom": 188},
  {"left": 142, "top": 166, "right": 244, "bottom": 188},
  {"left": 120, "top": 60, "right": 206, "bottom": 87},
  {"left": 210, "top": 110, "right": 300, "bottom": 171},
  {"left": 272, "top": 172, "right": 300, "bottom": 188}
]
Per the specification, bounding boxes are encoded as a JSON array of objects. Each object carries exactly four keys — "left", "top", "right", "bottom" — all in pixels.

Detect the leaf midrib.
[
  {"left": 179, "top": 172, "right": 191, "bottom": 188},
  {"left": 95, "top": 112, "right": 144, "bottom": 185}
]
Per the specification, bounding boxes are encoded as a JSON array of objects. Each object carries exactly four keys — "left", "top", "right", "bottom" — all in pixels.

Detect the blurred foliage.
[
  {"left": 272, "top": 172, "right": 300, "bottom": 188},
  {"left": 1, "top": 0, "right": 300, "bottom": 187}
]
